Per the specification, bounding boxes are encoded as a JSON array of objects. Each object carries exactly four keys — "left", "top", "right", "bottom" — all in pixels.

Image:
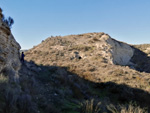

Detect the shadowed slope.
[
  {"left": 15, "top": 61, "right": 150, "bottom": 112},
  {"left": 131, "top": 45, "right": 150, "bottom": 73}
]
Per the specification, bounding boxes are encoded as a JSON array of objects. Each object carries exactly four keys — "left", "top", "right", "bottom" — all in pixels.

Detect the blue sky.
[{"left": 0, "top": 0, "right": 150, "bottom": 49}]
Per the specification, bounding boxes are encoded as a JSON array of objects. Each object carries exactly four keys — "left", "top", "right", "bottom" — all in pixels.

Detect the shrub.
[
  {"left": 3, "top": 16, "right": 14, "bottom": 28},
  {"left": 0, "top": 8, "right": 14, "bottom": 28}
]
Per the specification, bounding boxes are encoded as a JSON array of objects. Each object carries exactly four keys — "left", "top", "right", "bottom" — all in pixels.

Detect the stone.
[
  {"left": 0, "top": 11, "right": 21, "bottom": 82},
  {"left": 99, "top": 34, "right": 134, "bottom": 65}
]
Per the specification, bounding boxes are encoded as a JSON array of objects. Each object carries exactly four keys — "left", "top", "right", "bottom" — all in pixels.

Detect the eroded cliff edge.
[{"left": 0, "top": 8, "right": 21, "bottom": 82}]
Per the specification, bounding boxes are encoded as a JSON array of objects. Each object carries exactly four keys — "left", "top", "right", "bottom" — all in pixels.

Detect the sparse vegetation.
[
  {"left": 0, "top": 8, "right": 14, "bottom": 28},
  {"left": 107, "top": 102, "right": 148, "bottom": 113},
  {"left": 80, "top": 99, "right": 101, "bottom": 113},
  {"left": 2, "top": 16, "right": 14, "bottom": 28}
]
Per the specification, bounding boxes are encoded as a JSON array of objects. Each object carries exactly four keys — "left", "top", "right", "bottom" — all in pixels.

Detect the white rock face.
[
  {"left": 100, "top": 34, "right": 134, "bottom": 65},
  {"left": 0, "top": 11, "right": 21, "bottom": 82}
]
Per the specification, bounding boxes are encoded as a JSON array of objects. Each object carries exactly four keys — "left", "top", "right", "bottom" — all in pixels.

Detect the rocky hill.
[
  {"left": 26, "top": 33, "right": 134, "bottom": 66},
  {"left": 24, "top": 32, "right": 150, "bottom": 112},
  {"left": 25, "top": 32, "right": 150, "bottom": 88}
]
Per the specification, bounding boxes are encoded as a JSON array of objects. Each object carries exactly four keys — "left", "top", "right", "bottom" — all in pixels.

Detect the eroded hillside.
[
  {"left": 25, "top": 33, "right": 150, "bottom": 92},
  {"left": 23, "top": 32, "right": 150, "bottom": 112}
]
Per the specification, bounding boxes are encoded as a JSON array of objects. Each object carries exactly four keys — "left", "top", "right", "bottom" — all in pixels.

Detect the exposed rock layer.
[
  {"left": 99, "top": 34, "right": 134, "bottom": 65},
  {"left": 0, "top": 10, "right": 21, "bottom": 82}
]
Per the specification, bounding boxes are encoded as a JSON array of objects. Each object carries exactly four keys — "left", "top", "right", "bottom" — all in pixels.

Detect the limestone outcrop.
[
  {"left": 0, "top": 9, "right": 21, "bottom": 82},
  {"left": 99, "top": 34, "right": 134, "bottom": 65}
]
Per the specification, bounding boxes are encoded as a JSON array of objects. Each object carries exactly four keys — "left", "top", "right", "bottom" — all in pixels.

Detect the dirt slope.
[{"left": 25, "top": 32, "right": 150, "bottom": 92}]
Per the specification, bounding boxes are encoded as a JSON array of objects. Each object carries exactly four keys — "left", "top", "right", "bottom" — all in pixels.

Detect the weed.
[
  {"left": 80, "top": 99, "right": 101, "bottom": 113},
  {"left": 107, "top": 102, "right": 148, "bottom": 113}
]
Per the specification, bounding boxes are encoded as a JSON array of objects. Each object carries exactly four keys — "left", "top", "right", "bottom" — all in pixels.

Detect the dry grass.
[
  {"left": 133, "top": 44, "right": 150, "bottom": 51},
  {"left": 107, "top": 102, "right": 148, "bottom": 113},
  {"left": 80, "top": 99, "right": 101, "bottom": 113},
  {"left": 80, "top": 99, "right": 148, "bottom": 113}
]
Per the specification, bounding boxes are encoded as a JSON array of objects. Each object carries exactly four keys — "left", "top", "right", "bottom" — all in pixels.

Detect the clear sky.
[{"left": 0, "top": 0, "right": 150, "bottom": 49}]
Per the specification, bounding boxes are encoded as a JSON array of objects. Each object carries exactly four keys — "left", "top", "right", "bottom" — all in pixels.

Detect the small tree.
[
  {"left": 7, "top": 16, "right": 14, "bottom": 28},
  {"left": 3, "top": 16, "right": 14, "bottom": 28},
  {"left": 0, "top": 8, "right": 14, "bottom": 28}
]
